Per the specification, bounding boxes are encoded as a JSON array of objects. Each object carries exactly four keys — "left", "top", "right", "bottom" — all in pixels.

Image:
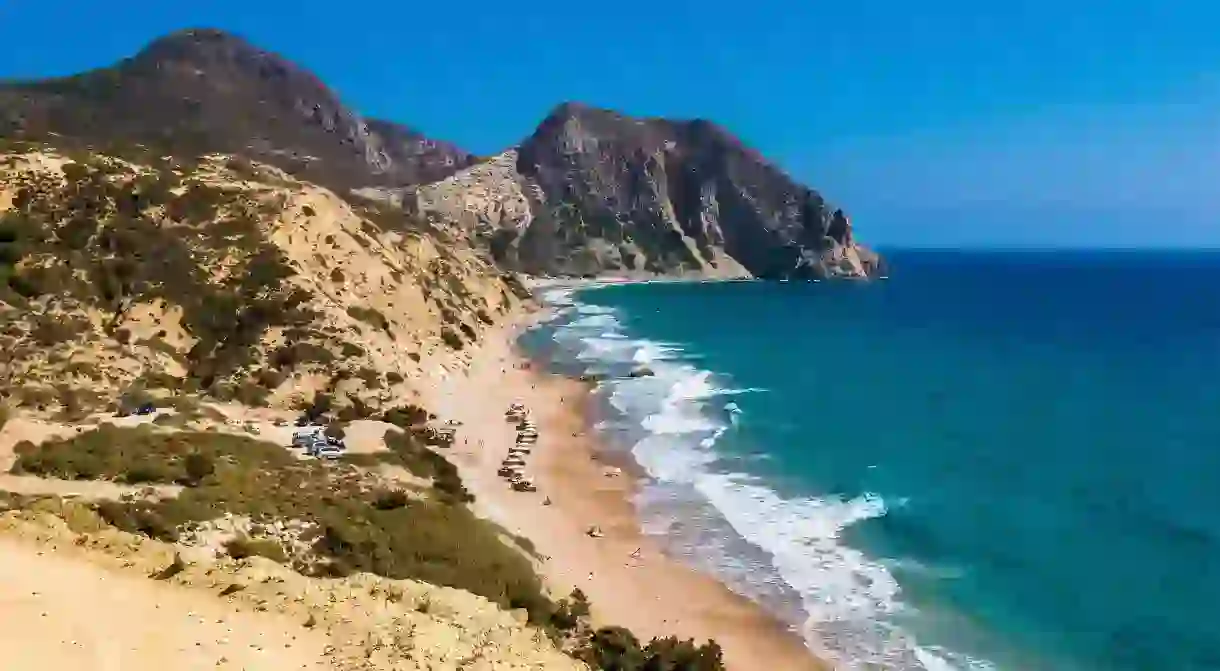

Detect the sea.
[{"left": 516, "top": 250, "right": 1220, "bottom": 671}]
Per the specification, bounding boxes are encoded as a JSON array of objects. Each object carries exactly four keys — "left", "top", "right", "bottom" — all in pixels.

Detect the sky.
[{"left": 1, "top": 0, "right": 1218, "bottom": 248}]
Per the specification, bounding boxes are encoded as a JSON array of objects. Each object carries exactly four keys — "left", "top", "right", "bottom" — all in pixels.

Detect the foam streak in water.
[{"left": 528, "top": 285, "right": 992, "bottom": 671}]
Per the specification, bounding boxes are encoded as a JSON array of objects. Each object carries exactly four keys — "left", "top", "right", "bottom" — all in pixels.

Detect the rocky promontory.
[{"left": 411, "top": 103, "right": 882, "bottom": 280}]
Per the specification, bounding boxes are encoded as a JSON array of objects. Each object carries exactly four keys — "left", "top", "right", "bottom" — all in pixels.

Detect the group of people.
[{"left": 498, "top": 402, "right": 538, "bottom": 492}]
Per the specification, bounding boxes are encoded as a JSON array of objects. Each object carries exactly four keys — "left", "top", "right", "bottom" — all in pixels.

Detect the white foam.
[
  {"left": 541, "top": 288, "right": 996, "bottom": 671},
  {"left": 914, "top": 645, "right": 999, "bottom": 671}
]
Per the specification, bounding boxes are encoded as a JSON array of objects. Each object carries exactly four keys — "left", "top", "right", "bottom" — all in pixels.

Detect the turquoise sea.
[{"left": 518, "top": 251, "right": 1220, "bottom": 671}]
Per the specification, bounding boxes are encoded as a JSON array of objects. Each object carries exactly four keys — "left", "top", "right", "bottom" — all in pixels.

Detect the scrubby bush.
[
  {"left": 4, "top": 162, "right": 316, "bottom": 390},
  {"left": 551, "top": 588, "right": 591, "bottom": 632},
  {"left": 300, "top": 393, "right": 332, "bottom": 422},
  {"left": 372, "top": 488, "right": 409, "bottom": 510},
  {"left": 233, "top": 379, "right": 270, "bottom": 407},
  {"left": 440, "top": 327, "right": 464, "bottom": 350},
  {"left": 578, "top": 627, "right": 646, "bottom": 670},
  {"left": 224, "top": 536, "right": 288, "bottom": 563},
  {"left": 381, "top": 404, "right": 431, "bottom": 428},
  {"left": 346, "top": 305, "right": 391, "bottom": 332},
  {"left": 356, "top": 367, "right": 381, "bottom": 389},
  {"left": 381, "top": 430, "right": 468, "bottom": 496},
  {"left": 15, "top": 426, "right": 544, "bottom": 619},
  {"left": 574, "top": 627, "right": 726, "bottom": 671},
  {"left": 183, "top": 451, "right": 215, "bottom": 486}
]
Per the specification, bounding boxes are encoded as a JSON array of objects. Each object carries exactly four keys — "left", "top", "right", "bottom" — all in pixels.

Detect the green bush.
[
  {"left": 578, "top": 627, "right": 645, "bottom": 670},
  {"left": 224, "top": 536, "right": 288, "bottom": 563},
  {"left": 372, "top": 488, "right": 409, "bottom": 510},
  {"left": 15, "top": 426, "right": 540, "bottom": 619},
  {"left": 381, "top": 404, "right": 431, "bottom": 428},
  {"left": 551, "top": 588, "right": 591, "bottom": 632},
  {"left": 356, "top": 367, "right": 381, "bottom": 389},
  {"left": 3, "top": 162, "right": 316, "bottom": 388},
  {"left": 440, "top": 327, "right": 464, "bottom": 350},
  {"left": 346, "top": 305, "right": 391, "bottom": 332},
  {"left": 574, "top": 628, "right": 726, "bottom": 671},
  {"left": 382, "top": 429, "right": 472, "bottom": 504},
  {"left": 183, "top": 452, "right": 215, "bottom": 486}
]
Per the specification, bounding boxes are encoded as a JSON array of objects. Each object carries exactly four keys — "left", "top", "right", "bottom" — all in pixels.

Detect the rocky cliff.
[
  {"left": 0, "top": 28, "right": 474, "bottom": 191},
  {"left": 412, "top": 103, "right": 881, "bottom": 279},
  {"left": 1, "top": 29, "right": 880, "bottom": 281}
]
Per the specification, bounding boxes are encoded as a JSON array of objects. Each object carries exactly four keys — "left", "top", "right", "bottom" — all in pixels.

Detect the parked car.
[
  {"left": 305, "top": 436, "right": 327, "bottom": 457},
  {"left": 316, "top": 444, "right": 343, "bottom": 460},
  {"left": 293, "top": 427, "right": 323, "bottom": 448}
]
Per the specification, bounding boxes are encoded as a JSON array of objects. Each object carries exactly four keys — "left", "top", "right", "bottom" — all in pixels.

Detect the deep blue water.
[{"left": 520, "top": 251, "right": 1220, "bottom": 671}]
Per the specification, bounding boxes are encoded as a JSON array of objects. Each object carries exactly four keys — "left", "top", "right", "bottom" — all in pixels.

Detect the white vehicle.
[
  {"left": 316, "top": 445, "right": 344, "bottom": 460},
  {"left": 292, "top": 426, "right": 323, "bottom": 448}
]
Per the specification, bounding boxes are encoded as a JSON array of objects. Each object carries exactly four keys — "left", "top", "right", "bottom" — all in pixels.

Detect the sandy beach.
[{"left": 424, "top": 309, "right": 829, "bottom": 671}]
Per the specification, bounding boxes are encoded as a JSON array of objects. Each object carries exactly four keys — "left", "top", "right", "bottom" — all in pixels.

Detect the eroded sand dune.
[{"left": 0, "top": 507, "right": 586, "bottom": 671}]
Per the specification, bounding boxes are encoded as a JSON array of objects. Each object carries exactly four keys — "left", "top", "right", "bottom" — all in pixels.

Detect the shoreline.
[{"left": 424, "top": 306, "right": 830, "bottom": 671}]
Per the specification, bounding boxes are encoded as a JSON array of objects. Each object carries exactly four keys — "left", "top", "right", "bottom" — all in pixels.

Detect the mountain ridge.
[
  {"left": 0, "top": 28, "right": 475, "bottom": 190},
  {"left": 0, "top": 27, "right": 881, "bottom": 280}
]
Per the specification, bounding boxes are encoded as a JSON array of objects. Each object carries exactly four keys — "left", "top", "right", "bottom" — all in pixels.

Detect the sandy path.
[
  {"left": 0, "top": 474, "right": 181, "bottom": 500},
  {"left": 0, "top": 536, "right": 332, "bottom": 671},
  {"left": 425, "top": 320, "right": 829, "bottom": 671}
]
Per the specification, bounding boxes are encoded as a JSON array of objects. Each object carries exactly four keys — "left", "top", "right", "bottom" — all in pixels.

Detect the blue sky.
[{"left": 1, "top": 0, "right": 1217, "bottom": 247}]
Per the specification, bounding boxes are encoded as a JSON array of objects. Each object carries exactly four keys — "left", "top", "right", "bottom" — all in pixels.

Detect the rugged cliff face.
[
  {"left": 413, "top": 103, "right": 880, "bottom": 279},
  {"left": 1, "top": 28, "right": 879, "bottom": 282},
  {"left": 0, "top": 29, "right": 474, "bottom": 190}
]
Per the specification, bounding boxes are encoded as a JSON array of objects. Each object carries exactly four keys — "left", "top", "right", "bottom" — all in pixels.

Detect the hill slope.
[
  {"left": 0, "top": 144, "right": 526, "bottom": 418},
  {"left": 0, "top": 28, "right": 474, "bottom": 191}
]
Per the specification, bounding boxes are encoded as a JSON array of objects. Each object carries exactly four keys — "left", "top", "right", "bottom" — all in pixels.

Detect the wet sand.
[{"left": 424, "top": 313, "right": 830, "bottom": 671}]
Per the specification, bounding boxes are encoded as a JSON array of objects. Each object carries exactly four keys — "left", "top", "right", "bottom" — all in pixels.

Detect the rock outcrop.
[
  {"left": 0, "top": 28, "right": 474, "bottom": 191},
  {"left": 1, "top": 29, "right": 881, "bottom": 282},
  {"left": 412, "top": 103, "right": 881, "bottom": 279}
]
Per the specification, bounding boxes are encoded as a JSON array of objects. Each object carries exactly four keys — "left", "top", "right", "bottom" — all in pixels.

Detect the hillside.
[
  {"left": 0, "top": 143, "right": 525, "bottom": 419},
  {"left": 0, "top": 28, "right": 474, "bottom": 191},
  {"left": 411, "top": 103, "right": 882, "bottom": 279},
  {"left": 0, "top": 27, "right": 862, "bottom": 668},
  {"left": 1, "top": 28, "right": 880, "bottom": 281}
]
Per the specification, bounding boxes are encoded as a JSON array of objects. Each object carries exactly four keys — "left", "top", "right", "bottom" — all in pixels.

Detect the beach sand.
[
  {"left": 424, "top": 312, "right": 830, "bottom": 671},
  {"left": 0, "top": 535, "right": 333, "bottom": 671}
]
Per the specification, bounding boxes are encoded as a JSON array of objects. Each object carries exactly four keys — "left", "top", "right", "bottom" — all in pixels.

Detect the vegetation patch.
[
  {"left": 346, "top": 305, "right": 391, "bottom": 332},
  {"left": 0, "top": 159, "right": 317, "bottom": 391},
  {"left": 11, "top": 425, "right": 548, "bottom": 621}
]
